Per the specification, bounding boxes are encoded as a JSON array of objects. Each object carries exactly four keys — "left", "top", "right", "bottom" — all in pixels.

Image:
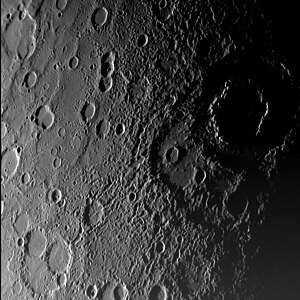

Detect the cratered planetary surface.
[{"left": 1, "top": 0, "right": 299, "bottom": 299}]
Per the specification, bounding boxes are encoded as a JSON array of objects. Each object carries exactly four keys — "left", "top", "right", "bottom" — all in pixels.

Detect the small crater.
[
  {"left": 86, "top": 284, "right": 98, "bottom": 299},
  {"left": 57, "top": 198, "right": 66, "bottom": 208},
  {"left": 1, "top": 147, "right": 21, "bottom": 179},
  {"left": 57, "top": 273, "right": 67, "bottom": 288},
  {"left": 57, "top": 127, "right": 66, "bottom": 137},
  {"left": 156, "top": 240, "right": 165, "bottom": 253},
  {"left": 115, "top": 123, "right": 125, "bottom": 136},
  {"left": 165, "top": 146, "right": 179, "bottom": 164},
  {"left": 20, "top": 172, "right": 31, "bottom": 185},
  {"left": 50, "top": 147, "right": 58, "bottom": 156},
  {"left": 35, "top": 105, "right": 55, "bottom": 130},
  {"left": 23, "top": 71, "right": 37, "bottom": 88},
  {"left": 101, "top": 51, "right": 114, "bottom": 62},
  {"left": 68, "top": 56, "right": 79, "bottom": 70},
  {"left": 99, "top": 76, "right": 113, "bottom": 93},
  {"left": 148, "top": 285, "right": 167, "bottom": 300},
  {"left": 96, "top": 118, "right": 110, "bottom": 138},
  {"left": 1, "top": 122, "right": 8, "bottom": 139},
  {"left": 16, "top": 237, "right": 25, "bottom": 247},
  {"left": 159, "top": 0, "right": 167, "bottom": 9},
  {"left": 194, "top": 169, "right": 206, "bottom": 184},
  {"left": 91, "top": 7, "right": 108, "bottom": 30},
  {"left": 48, "top": 188, "right": 62, "bottom": 203},
  {"left": 53, "top": 157, "right": 62, "bottom": 169},
  {"left": 53, "top": 63, "right": 60, "bottom": 70},
  {"left": 137, "top": 33, "right": 148, "bottom": 47},
  {"left": 16, "top": 146, "right": 22, "bottom": 154},
  {"left": 113, "top": 284, "right": 128, "bottom": 300},
  {"left": 56, "top": 0, "right": 68, "bottom": 11},
  {"left": 101, "top": 60, "right": 114, "bottom": 78},
  {"left": 227, "top": 189, "right": 248, "bottom": 217},
  {"left": 128, "top": 192, "right": 136, "bottom": 201},
  {"left": 80, "top": 102, "right": 96, "bottom": 123},
  {"left": 175, "top": 109, "right": 185, "bottom": 121}
]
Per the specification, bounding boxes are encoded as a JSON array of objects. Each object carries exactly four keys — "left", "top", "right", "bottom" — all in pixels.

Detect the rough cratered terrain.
[{"left": 1, "top": 0, "right": 300, "bottom": 299}]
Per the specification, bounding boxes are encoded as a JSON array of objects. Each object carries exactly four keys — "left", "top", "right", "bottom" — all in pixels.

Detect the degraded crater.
[
  {"left": 226, "top": 188, "right": 248, "bottom": 218},
  {"left": 24, "top": 228, "right": 47, "bottom": 258},
  {"left": 57, "top": 272, "right": 67, "bottom": 288},
  {"left": 56, "top": 0, "right": 68, "bottom": 11},
  {"left": 95, "top": 118, "right": 110, "bottom": 138},
  {"left": 14, "top": 212, "right": 30, "bottom": 236},
  {"left": 47, "top": 237, "right": 72, "bottom": 274},
  {"left": 55, "top": 211, "right": 81, "bottom": 244},
  {"left": 149, "top": 115, "right": 198, "bottom": 192},
  {"left": 20, "top": 256, "right": 57, "bottom": 298}
]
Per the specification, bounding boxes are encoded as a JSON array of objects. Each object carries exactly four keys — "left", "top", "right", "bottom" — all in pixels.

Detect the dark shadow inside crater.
[
  {"left": 192, "top": 51, "right": 299, "bottom": 155},
  {"left": 213, "top": 79, "right": 266, "bottom": 146}
]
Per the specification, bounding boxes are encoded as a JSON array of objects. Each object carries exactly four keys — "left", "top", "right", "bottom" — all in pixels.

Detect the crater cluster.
[{"left": 1, "top": 0, "right": 299, "bottom": 299}]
